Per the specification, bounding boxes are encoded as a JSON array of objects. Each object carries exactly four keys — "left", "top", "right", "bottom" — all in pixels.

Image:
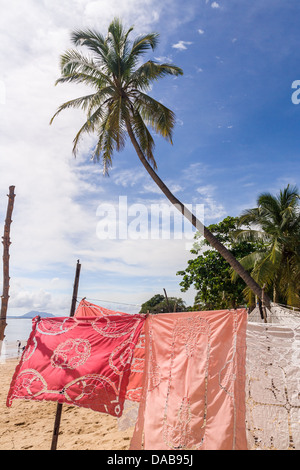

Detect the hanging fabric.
[
  {"left": 74, "top": 298, "right": 126, "bottom": 317},
  {"left": 7, "top": 314, "right": 145, "bottom": 417},
  {"left": 246, "top": 321, "right": 300, "bottom": 449},
  {"left": 130, "top": 309, "right": 248, "bottom": 450},
  {"left": 248, "top": 302, "right": 300, "bottom": 326},
  {"left": 75, "top": 298, "right": 145, "bottom": 402}
]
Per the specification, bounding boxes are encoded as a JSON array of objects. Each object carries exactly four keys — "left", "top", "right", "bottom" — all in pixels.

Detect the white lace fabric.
[{"left": 246, "top": 317, "right": 300, "bottom": 450}]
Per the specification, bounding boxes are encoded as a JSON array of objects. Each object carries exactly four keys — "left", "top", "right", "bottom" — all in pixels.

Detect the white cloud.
[
  {"left": 141, "top": 181, "right": 183, "bottom": 195},
  {"left": 112, "top": 169, "right": 146, "bottom": 188},
  {"left": 198, "top": 29, "right": 205, "bottom": 34},
  {"left": 182, "top": 162, "right": 210, "bottom": 181},
  {"left": 197, "top": 184, "right": 216, "bottom": 196},
  {"left": 196, "top": 185, "right": 226, "bottom": 221},
  {"left": 0, "top": 0, "right": 203, "bottom": 315},
  {"left": 154, "top": 56, "right": 173, "bottom": 63},
  {"left": 10, "top": 287, "right": 52, "bottom": 310},
  {"left": 172, "top": 40, "right": 193, "bottom": 51},
  {"left": 211, "top": 2, "right": 220, "bottom": 8}
]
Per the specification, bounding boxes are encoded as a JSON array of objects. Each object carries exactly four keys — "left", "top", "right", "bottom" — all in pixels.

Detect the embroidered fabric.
[
  {"left": 117, "top": 399, "right": 140, "bottom": 431},
  {"left": 6, "top": 314, "right": 145, "bottom": 417},
  {"left": 130, "top": 309, "right": 248, "bottom": 450},
  {"left": 75, "top": 299, "right": 145, "bottom": 402},
  {"left": 248, "top": 302, "right": 300, "bottom": 326},
  {"left": 245, "top": 321, "right": 300, "bottom": 450}
]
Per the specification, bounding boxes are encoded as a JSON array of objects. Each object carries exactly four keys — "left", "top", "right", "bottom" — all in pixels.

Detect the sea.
[{"left": 0, "top": 317, "right": 34, "bottom": 361}]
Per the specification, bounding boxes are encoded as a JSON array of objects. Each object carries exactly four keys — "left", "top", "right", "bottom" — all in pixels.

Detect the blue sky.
[{"left": 0, "top": 0, "right": 299, "bottom": 315}]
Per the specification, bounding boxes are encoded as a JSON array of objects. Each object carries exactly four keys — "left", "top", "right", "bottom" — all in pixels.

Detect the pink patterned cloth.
[
  {"left": 75, "top": 299, "right": 146, "bottom": 402},
  {"left": 74, "top": 298, "right": 126, "bottom": 317},
  {"left": 130, "top": 309, "right": 248, "bottom": 450},
  {"left": 7, "top": 314, "right": 145, "bottom": 417}
]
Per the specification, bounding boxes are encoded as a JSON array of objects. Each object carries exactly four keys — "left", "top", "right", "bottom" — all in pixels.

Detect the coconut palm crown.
[
  {"left": 50, "top": 18, "right": 183, "bottom": 174},
  {"left": 234, "top": 185, "right": 300, "bottom": 306}
]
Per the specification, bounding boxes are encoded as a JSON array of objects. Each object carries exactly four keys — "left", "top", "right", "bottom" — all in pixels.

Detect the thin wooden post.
[
  {"left": 50, "top": 259, "right": 81, "bottom": 451},
  {"left": 163, "top": 288, "right": 171, "bottom": 313},
  {"left": 69, "top": 260, "right": 81, "bottom": 318},
  {"left": 261, "top": 284, "right": 268, "bottom": 324},
  {"left": 0, "top": 186, "right": 16, "bottom": 356}
]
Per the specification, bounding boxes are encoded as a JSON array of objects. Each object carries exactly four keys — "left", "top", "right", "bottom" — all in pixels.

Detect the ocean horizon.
[{"left": 1, "top": 317, "right": 34, "bottom": 361}]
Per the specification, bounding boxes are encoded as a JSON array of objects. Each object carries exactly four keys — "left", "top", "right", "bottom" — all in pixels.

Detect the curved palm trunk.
[{"left": 126, "top": 120, "right": 270, "bottom": 307}]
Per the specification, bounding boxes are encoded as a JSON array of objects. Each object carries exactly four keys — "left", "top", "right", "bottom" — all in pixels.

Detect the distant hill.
[{"left": 8, "top": 311, "right": 55, "bottom": 319}]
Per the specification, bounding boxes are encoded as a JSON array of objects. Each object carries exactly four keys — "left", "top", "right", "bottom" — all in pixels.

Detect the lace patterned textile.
[
  {"left": 246, "top": 322, "right": 300, "bottom": 450},
  {"left": 248, "top": 303, "right": 300, "bottom": 326},
  {"left": 130, "top": 309, "right": 248, "bottom": 450},
  {"left": 6, "top": 314, "right": 145, "bottom": 417}
]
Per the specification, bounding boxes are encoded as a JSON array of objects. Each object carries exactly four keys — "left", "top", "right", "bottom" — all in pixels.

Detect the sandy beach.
[{"left": 0, "top": 358, "right": 134, "bottom": 450}]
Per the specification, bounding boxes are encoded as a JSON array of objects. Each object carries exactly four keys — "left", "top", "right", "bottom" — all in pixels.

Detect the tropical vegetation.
[
  {"left": 177, "top": 216, "right": 265, "bottom": 310},
  {"left": 178, "top": 186, "right": 300, "bottom": 309},
  {"left": 140, "top": 294, "right": 186, "bottom": 314},
  {"left": 232, "top": 185, "right": 300, "bottom": 307}
]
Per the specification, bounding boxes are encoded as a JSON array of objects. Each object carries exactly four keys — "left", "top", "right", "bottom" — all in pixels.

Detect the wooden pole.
[
  {"left": 163, "top": 288, "right": 171, "bottom": 313},
  {"left": 261, "top": 284, "right": 268, "bottom": 324},
  {"left": 0, "top": 186, "right": 16, "bottom": 355},
  {"left": 50, "top": 259, "right": 81, "bottom": 451}
]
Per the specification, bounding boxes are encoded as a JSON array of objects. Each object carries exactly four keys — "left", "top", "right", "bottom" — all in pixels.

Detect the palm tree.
[
  {"left": 233, "top": 185, "right": 300, "bottom": 307},
  {"left": 50, "top": 18, "right": 269, "bottom": 305}
]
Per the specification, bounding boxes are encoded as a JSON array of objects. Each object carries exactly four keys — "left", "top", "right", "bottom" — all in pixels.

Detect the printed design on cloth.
[
  {"left": 125, "top": 331, "right": 145, "bottom": 402},
  {"left": 36, "top": 317, "right": 77, "bottom": 335},
  {"left": 246, "top": 322, "right": 300, "bottom": 450},
  {"left": 148, "top": 322, "right": 161, "bottom": 392},
  {"left": 74, "top": 299, "right": 146, "bottom": 402},
  {"left": 51, "top": 338, "right": 91, "bottom": 370},
  {"left": 162, "top": 316, "right": 210, "bottom": 450},
  {"left": 130, "top": 309, "right": 248, "bottom": 451},
  {"left": 7, "top": 314, "right": 145, "bottom": 417},
  {"left": 92, "top": 315, "right": 138, "bottom": 338}
]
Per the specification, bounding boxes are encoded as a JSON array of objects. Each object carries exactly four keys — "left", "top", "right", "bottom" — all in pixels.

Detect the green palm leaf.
[{"left": 236, "top": 184, "right": 300, "bottom": 306}]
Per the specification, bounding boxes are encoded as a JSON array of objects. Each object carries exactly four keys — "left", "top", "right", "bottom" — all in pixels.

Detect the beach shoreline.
[{"left": 0, "top": 358, "right": 134, "bottom": 450}]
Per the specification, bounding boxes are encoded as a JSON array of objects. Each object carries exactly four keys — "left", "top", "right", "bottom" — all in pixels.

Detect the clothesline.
[
  {"left": 74, "top": 298, "right": 300, "bottom": 316},
  {"left": 273, "top": 303, "right": 300, "bottom": 312},
  {"left": 76, "top": 297, "right": 141, "bottom": 307}
]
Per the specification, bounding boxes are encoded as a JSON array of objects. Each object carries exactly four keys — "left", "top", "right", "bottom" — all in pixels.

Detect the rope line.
[{"left": 77, "top": 297, "right": 141, "bottom": 307}]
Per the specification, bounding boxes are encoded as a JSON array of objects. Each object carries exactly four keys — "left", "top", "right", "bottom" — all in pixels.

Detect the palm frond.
[
  {"left": 238, "top": 208, "right": 260, "bottom": 226},
  {"left": 233, "top": 228, "right": 271, "bottom": 244},
  {"left": 231, "top": 251, "right": 266, "bottom": 282},
  {"left": 130, "top": 109, "right": 157, "bottom": 169},
  {"left": 72, "top": 105, "right": 107, "bottom": 156},
  {"left": 132, "top": 91, "right": 176, "bottom": 143},
  {"left": 131, "top": 33, "right": 160, "bottom": 55},
  {"left": 128, "top": 61, "right": 183, "bottom": 89},
  {"left": 107, "top": 18, "right": 133, "bottom": 55},
  {"left": 49, "top": 93, "right": 97, "bottom": 124},
  {"left": 57, "top": 49, "right": 113, "bottom": 87},
  {"left": 70, "top": 29, "right": 109, "bottom": 61}
]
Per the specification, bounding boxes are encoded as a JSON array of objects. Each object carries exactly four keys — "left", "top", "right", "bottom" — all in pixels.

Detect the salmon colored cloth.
[
  {"left": 74, "top": 299, "right": 126, "bottom": 317},
  {"left": 130, "top": 309, "right": 248, "bottom": 450},
  {"left": 7, "top": 314, "right": 145, "bottom": 417},
  {"left": 75, "top": 299, "right": 145, "bottom": 402}
]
